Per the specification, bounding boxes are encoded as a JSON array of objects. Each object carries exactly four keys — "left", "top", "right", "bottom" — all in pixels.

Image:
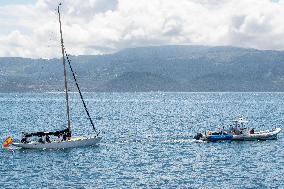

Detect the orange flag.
[{"left": 2, "top": 136, "right": 12, "bottom": 147}]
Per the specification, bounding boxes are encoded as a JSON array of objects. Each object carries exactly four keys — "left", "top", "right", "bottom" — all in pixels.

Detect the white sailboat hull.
[{"left": 12, "top": 135, "right": 101, "bottom": 149}]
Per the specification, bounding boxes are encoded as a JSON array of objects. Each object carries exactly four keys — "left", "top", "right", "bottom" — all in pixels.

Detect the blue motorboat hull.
[{"left": 207, "top": 134, "right": 233, "bottom": 142}]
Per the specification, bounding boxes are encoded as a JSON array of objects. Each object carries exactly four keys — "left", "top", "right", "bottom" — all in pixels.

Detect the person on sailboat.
[
  {"left": 46, "top": 135, "right": 51, "bottom": 143},
  {"left": 57, "top": 134, "right": 61, "bottom": 142},
  {"left": 38, "top": 136, "right": 44, "bottom": 143},
  {"left": 21, "top": 137, "right": 28, "bottom": 143},
  {"left": 62, "top": 134, "right": 67, "bottom": 141},
  {"left": 21, "top": 132, "right": 28, "bottom": 143}
]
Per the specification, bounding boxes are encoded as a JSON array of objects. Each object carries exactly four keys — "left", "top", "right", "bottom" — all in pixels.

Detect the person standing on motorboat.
[
  {"left": 233, "top": 121, "right": 241, "bottom": 135},
  {"left": 236, "top": 124, "right": 241, "bottom": 135}
]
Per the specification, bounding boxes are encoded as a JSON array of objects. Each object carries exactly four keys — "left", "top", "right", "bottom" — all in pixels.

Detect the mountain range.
[{"left": 1, "top": 45, "right": 284, "bottom": 92}]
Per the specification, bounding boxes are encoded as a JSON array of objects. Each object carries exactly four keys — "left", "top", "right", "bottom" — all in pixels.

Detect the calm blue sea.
[{"left": 0, "top": 92, "right": 283, "bottom": 188}]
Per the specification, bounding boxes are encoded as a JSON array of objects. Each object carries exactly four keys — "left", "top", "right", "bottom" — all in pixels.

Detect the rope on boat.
[{"left": 64, "top": 51, "right": 98, "bottom": 136}]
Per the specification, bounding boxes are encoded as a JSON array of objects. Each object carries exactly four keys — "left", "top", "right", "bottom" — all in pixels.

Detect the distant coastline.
[{"left": 1, "top": 45, "right": 284, "bottom": 92}]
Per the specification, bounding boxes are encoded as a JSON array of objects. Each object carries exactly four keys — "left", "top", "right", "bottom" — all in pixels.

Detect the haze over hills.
[{"left": 1, "top": 45, "right": 284, "bottom": 92}]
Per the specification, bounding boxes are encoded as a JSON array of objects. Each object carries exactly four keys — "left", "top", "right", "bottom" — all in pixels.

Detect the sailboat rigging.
[
  {"left": 65, "top": 52, "right": 98, "bottom": 134},
  {"left": 12, "top": 4, "right": 101, "bottom": 149}
]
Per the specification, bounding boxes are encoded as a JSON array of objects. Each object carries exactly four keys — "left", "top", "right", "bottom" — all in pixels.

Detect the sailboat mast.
[{"left": 58, "top": 4, "right": 71, "bottom": 131}]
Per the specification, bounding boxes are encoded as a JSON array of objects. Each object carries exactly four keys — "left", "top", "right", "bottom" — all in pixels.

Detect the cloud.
[{"left": 0, "top": 0, "right": 284, "bottom": 58}]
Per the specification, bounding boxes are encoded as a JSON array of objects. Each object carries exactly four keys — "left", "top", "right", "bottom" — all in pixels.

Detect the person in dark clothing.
[
  {"left": 62, "top": 134, "right": 67, "bottom": 141},
  {"left": 21, "top": 137, "right": 28, "bottom": 143},
  {"left": 46, "top": 135, "right": 51, "bottom": 143},
  {"left": 38, "top": 137, "right": 44, "bottom": 143}
]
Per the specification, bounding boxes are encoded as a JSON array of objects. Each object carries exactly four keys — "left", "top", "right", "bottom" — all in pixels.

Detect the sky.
[{"left": 0, "top": 0, "right": 284, "bottom": 58}]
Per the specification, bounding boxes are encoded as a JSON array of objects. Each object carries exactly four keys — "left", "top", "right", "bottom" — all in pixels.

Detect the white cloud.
[{"left": 0, "top": 0, "right": 284, "bottom": 58}]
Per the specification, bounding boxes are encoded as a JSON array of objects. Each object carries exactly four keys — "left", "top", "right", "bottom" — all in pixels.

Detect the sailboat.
[{"left": 12, "top": 4, "right": 101, "bottom": 149}]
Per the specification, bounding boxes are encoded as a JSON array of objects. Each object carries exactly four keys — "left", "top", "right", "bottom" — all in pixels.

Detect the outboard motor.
[{"left": 194, "top": 133, "right": 203, "bottom": 140}]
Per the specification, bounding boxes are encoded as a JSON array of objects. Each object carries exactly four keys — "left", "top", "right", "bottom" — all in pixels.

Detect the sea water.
[{"left": 0, "top": 92, "right": 283, "bottom": 188}]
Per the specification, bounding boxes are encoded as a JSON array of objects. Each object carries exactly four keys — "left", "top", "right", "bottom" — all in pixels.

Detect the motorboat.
[{"left": 194, "top": 117, "right": 281, "bottom": 142}]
